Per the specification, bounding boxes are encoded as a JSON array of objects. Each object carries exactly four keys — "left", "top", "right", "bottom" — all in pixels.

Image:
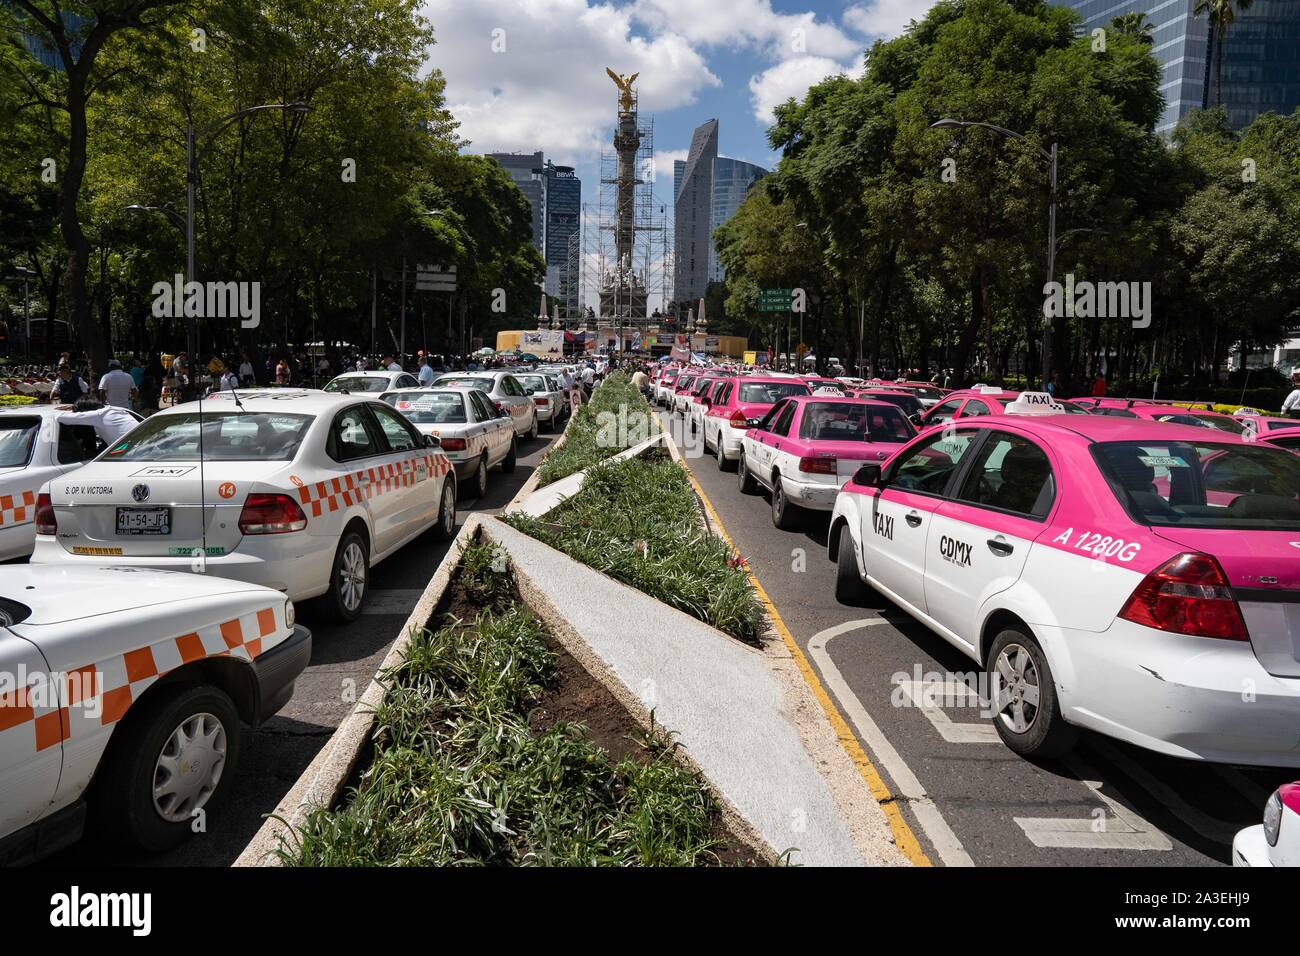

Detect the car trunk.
[
  {"left": 57, "top": 461, "right": 288, "bottom": 558},
  {"left": 1154, "top": 527, "right": 1300, "bottom": 677}
]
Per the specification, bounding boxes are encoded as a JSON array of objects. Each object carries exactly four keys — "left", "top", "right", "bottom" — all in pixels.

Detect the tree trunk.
[{"left": 60, "top": 79, "right": 110, "bottom": 377}]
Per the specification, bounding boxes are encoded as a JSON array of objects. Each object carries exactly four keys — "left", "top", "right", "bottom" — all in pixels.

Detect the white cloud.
[
  {"left": 422, "top": 0, "right": 719, "bottom": 162},
  {"left": 843, "top": 0, "right": 943, "bottom": 39},
  {"left": 632, "top": 0, "right": 863, "bottom": 60},
  {"left": 654, "top": 147, "right": 688, "bottom": 183},
  {"left": 747, "top": 54, "right": 864, "bottom": 124}
]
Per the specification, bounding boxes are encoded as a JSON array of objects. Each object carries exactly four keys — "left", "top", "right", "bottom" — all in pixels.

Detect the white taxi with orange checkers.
[
  {"left": 829, "top": 393, "right": 1300, "bottom": 766},
  {"left": 381, "top": 387, "right": 516, "bottom": 499},
  {"left": 0, "top": 405, "right": 142, "bottom": 561},
  {"left": 0, "top": 565, "right": 311, "bottom": 861},
  {"left": 31, "top": 391, "right": 455, "bottom": 622}
]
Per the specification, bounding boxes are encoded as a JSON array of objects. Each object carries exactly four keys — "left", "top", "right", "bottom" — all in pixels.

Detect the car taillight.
[
  {"left": 535, "top": 397, "right": 549, "bottom": 405},
  {"left": 729, "top": 410, "right": 750, "bottom": 429},
  {"left": 439, "top": 437, "right": 467, "bottom": 451},
  {"left": 35, "top": 493, "right": 56, "bottom": 535},
  {"left": 799, "top": 457, "right": 837, "bottom": 475},
  {"left": 1118, "top": 552, "right": 1247, "bottom": 640},
  {"left": 238, "top": 494, "right": 308, "bottom": 535}
]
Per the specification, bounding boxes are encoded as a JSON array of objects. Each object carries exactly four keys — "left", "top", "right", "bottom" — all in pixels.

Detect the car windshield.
[
  {"left": 0, "top": 418, "right": 39, "bottom": 468},
  {"left": 739, "top": 381, "right": 810, "bottom": 404},
  {"left": 102, "top": 412, "right": 312, "bottom": 462},
  {"left": 324, "top": 376, "right": 389, "bottom": 393},
  {"left": 386, "top": 391, "right": 466, "bottom": 424},
  {"left": 1190, "top": 412, "right": 1246, "bottom": 435},
  {"left": 799, "top": 402, "right": 913, "bottom": 443},
  {"left": 434, "top": 376, "right": 495, "bottom": 392},
  {"left": 516, "top": 376, "right": 548, "bottom": 392},
  {"left": 1095, "top": 440, "right": 1300, "bottom": 530}
]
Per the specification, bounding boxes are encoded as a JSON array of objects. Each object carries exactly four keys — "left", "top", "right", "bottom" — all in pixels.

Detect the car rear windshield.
[
  {"left": 861, "top": 391, "right": 922, "bottom": 416},
  {"left": 799, "top": 401, "right": 913, "bottom": 443},
  {"left": 102, "top": 412, "right": 313, "bottom": 462},
  {"left": 0, "top": 417, "right": 39, "bottom": 468},
  {"left": 1094, "top": 440, "right": 1300, "bottom": 530},
  {"left": 386, "top": 391, "right": 466, "bottom": 424},
  {"left": 739, "top": 381, "right": 810, "bottom": 404},
  {"left": 435, "top": 376, "right": 495, "bottom": 392},
  {"left": 324, "top": 376, "right": 389, "bottom": 393},
  {"left": 516, "top": 376, "right": 548, "bottom": 392}
]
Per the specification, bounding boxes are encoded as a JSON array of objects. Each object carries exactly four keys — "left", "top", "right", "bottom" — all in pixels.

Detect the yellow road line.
[{"left": 681, "top": 464, "right": 933, "bottom": 867}]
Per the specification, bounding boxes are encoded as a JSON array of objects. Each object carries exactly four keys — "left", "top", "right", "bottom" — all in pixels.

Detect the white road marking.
[
  {"left": 361, "top": 589, "right": 425, "bottom": 615},
  {"left": 1015, "top": 753, "right": 1173, "bottom": 851},
  {"left": 808, "top": 619, "right": 975, "bottom": 867},
  {"left": 1091, "top": 739, "right": 1241, "bottom": 844},
  {"left": 895, "top": 679, "right": 1000, "bottom": 744}
]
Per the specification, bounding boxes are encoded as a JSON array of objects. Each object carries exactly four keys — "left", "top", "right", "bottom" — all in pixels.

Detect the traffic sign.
[
  {"left": 416, "top": 264, "right": 456, "bottom": 292},
  {"left": 758, "top": 288, "right": 792, "bottom": 312}
]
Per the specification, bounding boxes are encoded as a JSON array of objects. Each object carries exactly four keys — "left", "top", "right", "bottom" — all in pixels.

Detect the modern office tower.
[
  {"left": 673, "top": 119, "right": 718, "bottom": 305},
  {"left": 708, "top": 158, "right": 769, "bottom": 284},
  {"left": 1057, "top": 1, "right": 1299, "bottom": 135},
  {"left": 486, "top": 151, "right": 546, "bottom": 252},
  {"left": 543, "top": 162, "right": 581, "bottom": 315}
]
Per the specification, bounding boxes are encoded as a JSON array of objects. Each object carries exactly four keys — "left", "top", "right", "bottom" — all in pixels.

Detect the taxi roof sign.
[
  {"left": 1004, "top": 392, "right": 1064, "bottom": 416},
  {"left": 975, "top": 385, "right": 1003, "bottom": 394}
]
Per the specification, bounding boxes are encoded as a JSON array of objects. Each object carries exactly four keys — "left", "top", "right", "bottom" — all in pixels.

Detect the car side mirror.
[
  {"left": 424, "top": 434, "right": 440, "bottom": 448},
  {"left": 853, "top": 463, "right": 882, "bottom": 487},
  {"left": 908, "top": 413, "right": 922, "bottom": 427},
  {"left": 498, "top": 409, "right": 510, "bottom": 419},
  {"left": 701, "top": 396, "right": 711, "bottom": 407}
]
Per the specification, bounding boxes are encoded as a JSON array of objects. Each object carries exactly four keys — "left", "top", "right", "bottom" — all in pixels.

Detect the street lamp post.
[{"left": 931, "top": 119, "right": 1058, "bottom": 387}]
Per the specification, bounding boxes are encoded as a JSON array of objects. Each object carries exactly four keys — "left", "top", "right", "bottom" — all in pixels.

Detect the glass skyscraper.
[
  {"left": 1058, "top": 1, "right": 1299, "bottom": 135},
  {"left": 708, "top": 158, "right": 769, "bottom": 284},
  {"left": 543, "top": 162, "right": 581, "bottom": 315}
]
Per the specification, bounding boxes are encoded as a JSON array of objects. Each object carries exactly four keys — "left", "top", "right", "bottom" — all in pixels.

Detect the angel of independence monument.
[{"left": 573, "top": 69, "right": 670, "bottom": 354}]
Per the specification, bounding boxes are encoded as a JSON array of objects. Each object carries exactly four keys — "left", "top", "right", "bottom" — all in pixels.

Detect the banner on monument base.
[{"left": 521, "top": 330, "right": 564, "bottom": 360}]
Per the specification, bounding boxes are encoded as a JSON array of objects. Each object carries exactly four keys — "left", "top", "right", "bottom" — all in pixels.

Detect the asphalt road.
[
  {"left": 663, "top": 407, "right": 1294, "bottom": 867},
  {"left": 49, "top": 428, "right": 559, "bottom": 867}
]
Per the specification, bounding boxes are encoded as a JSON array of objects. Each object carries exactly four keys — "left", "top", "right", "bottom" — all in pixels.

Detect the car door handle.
[
  {"left": 905, "top": 512, "right": 922, "bottom": 527},
  {"left": 987, "top": 537, "right": 1014, "bottom": 556}
]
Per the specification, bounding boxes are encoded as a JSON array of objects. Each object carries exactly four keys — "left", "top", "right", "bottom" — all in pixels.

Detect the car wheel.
[
  {"left": 324, "top": 528, "right": 369, "bottom": 622},
  {"left": 771, "top": 476, "right": 801, "bottom": 530},
  {"left": 91, "top": 684, "right": 240, "bottom": 852},
  {"left": 471, "top": 455, "right": 488, "bottom": 498},
  {"left": 835, "top": 525, "right": 869, "bottom": 605},
  {"left": 986, "top": 628, "right": 1078, "bottom": 758},
  {"left": 528, "top": 414, "right": 539, "bottom": 441},
  {"left": 737, "top": 452, "right": 758, "bottom": 494},
  {"left": 432, "top": 476, "right": 457, "bottom": 541},
  {"left": 501, "top": 435, "right": 518, "bottom": 474}
]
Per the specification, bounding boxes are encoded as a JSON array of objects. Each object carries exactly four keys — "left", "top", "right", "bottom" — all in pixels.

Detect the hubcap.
[
  {"left": 443, "top": 484, "right": 456, "bottom": 533},
  {"left": 153, "top": 712, "right": 226, "bottom": 822},
  {"left": 993, "top": 643, "right": 1042, "bottom": 735},
  {"left": 339, "top": 541, "right": 366, "bottom": 611}
]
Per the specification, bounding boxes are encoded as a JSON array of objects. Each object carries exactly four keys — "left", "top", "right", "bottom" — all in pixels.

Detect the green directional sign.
[{"left": 758, "top": 288, "right": 792, "bottom": 312}]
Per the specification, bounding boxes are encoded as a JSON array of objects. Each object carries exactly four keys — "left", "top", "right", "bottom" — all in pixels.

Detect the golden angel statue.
[{"left": 605, "top": 68, "right": 639, "bottom": 112}]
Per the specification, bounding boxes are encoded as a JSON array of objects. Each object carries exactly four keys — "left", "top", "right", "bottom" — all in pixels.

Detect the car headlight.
[
  {"left": 285, "top": 599, "right": 296, "bottom": 629},
  {"left": 1264, "top": 789, "right": 1283, "bottom": 847}
]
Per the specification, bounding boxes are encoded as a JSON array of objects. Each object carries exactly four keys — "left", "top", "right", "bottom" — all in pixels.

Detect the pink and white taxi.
[
  {"left": 1234, "top": 782, "right": 1300, "bottom": 866},
  {"left": 738, "top": 395, "right": 915, "bottom": 529},
  {"left": 829, "top": 393, "right": 1300, "bottom": 764},
  {"left": 32, "top": 391, "right": 455, "bottom": 622},
  {"left": 700, "top": 375, "right": 810, "bottom": 470}
]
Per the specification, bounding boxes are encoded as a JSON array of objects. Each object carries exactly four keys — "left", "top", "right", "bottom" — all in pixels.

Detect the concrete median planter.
[{"left": 237, "top": 386, "right": 905, "bottom": 867}]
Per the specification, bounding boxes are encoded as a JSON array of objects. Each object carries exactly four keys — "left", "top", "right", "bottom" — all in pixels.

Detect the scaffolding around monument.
[{"left": 580, "top": 86, "right": 671, "bottom": 350}]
